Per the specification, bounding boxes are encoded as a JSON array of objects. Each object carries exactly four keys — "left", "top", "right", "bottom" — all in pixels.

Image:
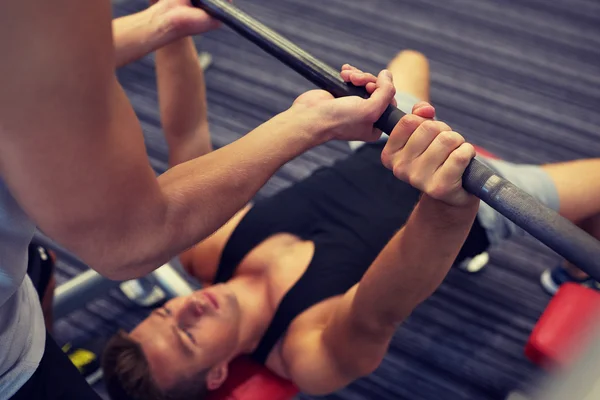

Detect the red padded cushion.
[
  {"left": 525, "top": 283, "right": 600, "bottom": 370},
  {"left": 206, "top": 356, "right": 298, "bottom": 400},
  {"left": 472, "top": 145, "right": 499, "bottom": 160}
]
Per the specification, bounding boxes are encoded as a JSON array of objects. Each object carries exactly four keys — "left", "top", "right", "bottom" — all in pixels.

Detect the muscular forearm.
[
  {"left": 352, "top": 195, "right": 479, "bottom": 330},
  {"left": 156, "top": 37, "right": 211, "bottom": 166},
  {"left": 112, "top": 5, "right": 176, "bottom": 68},
  {"left": 97, "top": 111, "right": 325, "bottom": 279}
]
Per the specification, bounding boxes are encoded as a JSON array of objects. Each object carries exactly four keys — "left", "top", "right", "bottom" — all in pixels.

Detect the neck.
[{"left": 225, "top": 278, "right": 272, "bottom": 357}]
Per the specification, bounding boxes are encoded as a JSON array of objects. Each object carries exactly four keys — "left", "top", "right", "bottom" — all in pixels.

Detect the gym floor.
[{"left": 51, "top": 0, "right": 600, "bottom": 399}]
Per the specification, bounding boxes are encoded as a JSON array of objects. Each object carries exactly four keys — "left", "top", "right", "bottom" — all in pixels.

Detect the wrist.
[
  {"left": 283, "top": 107, "right": 334, "bottom": 146},
  {"left": 156, "top": 35, "right": 196, "bottom": 56},
  {"left": 147, "top": 2, "right": 183, "bottom": 46},
  {"left": 420, "top": 194, "right": 480, "bottom": 222},
  {"left": 283, "top": 108, "right": 332, "bottom": 147}
]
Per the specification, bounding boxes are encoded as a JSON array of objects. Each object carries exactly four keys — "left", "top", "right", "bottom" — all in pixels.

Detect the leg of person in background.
[
  {"left": 386, "top": 49, "right": 430, "bottom": 102},
  {"left": 467, "top": 153, "right": 600, "bottom": 293},
  {"left": 539, "top": 160, "right": 600, "bottom": 294},
  {"left": 450, "top": 142, "right": 600, "bottom": 289}
]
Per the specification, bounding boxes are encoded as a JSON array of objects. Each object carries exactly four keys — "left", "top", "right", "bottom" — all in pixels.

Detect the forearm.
[
  {"left": 352, "top": 195, "right": 479, "bottom": 330},
  {"left": 101, "top": 111, "right": 324, "bottom": 279},
  {"left": 112, "top": 4, "right": 175, "bottom": 68},
  {"left": 156, "top": 37, "right": 212, "bottom": 166}
]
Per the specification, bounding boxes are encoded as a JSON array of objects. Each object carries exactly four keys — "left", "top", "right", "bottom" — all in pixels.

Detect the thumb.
[
  {"left": 183, "top": 8, "right": 222, "bottom": 30},
  {"left": 363, "top": 69, "right": 396, "bottom": 120}
]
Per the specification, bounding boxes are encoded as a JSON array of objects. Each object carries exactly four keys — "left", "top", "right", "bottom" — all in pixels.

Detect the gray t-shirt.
[{"left": 0, "top": 181, "right": 46, "bottom": 399}]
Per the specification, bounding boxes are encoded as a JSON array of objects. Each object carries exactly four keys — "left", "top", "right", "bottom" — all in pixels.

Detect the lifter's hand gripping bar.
[{"left": 192, "top": 0, "right": 600, "bottom": 280}]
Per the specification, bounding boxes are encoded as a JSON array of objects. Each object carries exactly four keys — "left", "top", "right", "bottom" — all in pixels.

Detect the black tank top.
[{"left": 213, "top": 143, "right": 488, "bottom": 364}]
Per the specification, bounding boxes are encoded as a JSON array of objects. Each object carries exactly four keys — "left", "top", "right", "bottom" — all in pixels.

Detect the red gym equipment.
[
  {"left": 206, "top": 356, "right": 298, "bottom": 400},
  {"left": 525, "top": 283, "right": 600, "bottom": 371}
]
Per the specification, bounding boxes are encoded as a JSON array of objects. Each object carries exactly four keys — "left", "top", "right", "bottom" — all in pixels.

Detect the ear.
[{"left": 205, "top": 363, "right": 229, "bottom": 391}]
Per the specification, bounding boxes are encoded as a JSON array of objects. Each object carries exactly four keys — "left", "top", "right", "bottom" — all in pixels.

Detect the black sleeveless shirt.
[{"left": 213, "top": 143, "right": 489, "bottom": 363}]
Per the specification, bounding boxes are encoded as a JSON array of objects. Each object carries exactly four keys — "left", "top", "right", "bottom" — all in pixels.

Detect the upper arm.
[
  {"left": 0, "top": 0, "right": 163, "bottom": 275},
  {"left": 283, "top": 285, "right": 393, "bottom": 395}
]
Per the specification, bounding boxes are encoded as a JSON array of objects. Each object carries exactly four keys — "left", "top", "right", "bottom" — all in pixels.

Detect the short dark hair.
[{"left": 101, "top": 330, "right": 209, "bottom": 400}]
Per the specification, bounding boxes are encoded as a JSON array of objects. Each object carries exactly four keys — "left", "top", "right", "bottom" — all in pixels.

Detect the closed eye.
[
  {"left": 161, "top": 307, "right": 196, "bottom": 346},
  {"left": 153, "top": 307, "right": 170, "bottom": 319},
  {"left": 181, "top": 329, "right": 196, "bottom": 345}
]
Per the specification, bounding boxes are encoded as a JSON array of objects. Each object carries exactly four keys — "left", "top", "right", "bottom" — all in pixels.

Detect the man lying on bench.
[{"left": 101, "top": 50, "right": 600, "bottom": 400}]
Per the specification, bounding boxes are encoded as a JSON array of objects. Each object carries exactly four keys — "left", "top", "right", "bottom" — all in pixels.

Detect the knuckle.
[
  {"left": 427, "top": 182, "right": 447, "bottom": 199},
  {"left": 397, "top": 114, "right": 420, "bottom": 132},
  {"left": 421, "top": 120, "right": 451, "bottom": 133},
  {"left": 381, "top": 149, "right": 392, "bottom": 169},
  {"left": 392, "top": 161, "right": 408, "bottom": 181},
  {"left": 412, "top": 101, "right": 429, "bottom": 113},
  {"left": 452, "top": 154, "right": 471, "bottom": 167},
  {"left": 420, "top": 120, "right": 438, "bottom": 132},
  {"left": 451, "top": 143, "right": 476, "bottom": 164},
  {"left": 407, "top": 171, "right": 424, "bottom": 189},
  {"left": 383, "top": 79, "right": 395, "bottom": 91},
  {"left": 401, "top": 114, "right": 420, "bottom": 127},
  {"left": 437, "top": 131, "right": 464, "bottom": 148},
  {"left": 375, "top": 80, "right": 393, "bottom": 97},
  {"left": 452, "top": 151, "right": 471, "bottom": 165},
  {"left": 462, "top": 142, "right": 476, "bottom": 157},
  {"left": 389, "top": 83, "right": 397, "bottom": 96},
  {"left": 437, "top": 121, "right": 452, "bottom": 132}
]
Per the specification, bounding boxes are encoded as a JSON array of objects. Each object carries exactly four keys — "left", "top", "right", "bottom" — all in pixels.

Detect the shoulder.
[
  {"left": 278, "top": 325, "right": 349, "bottom": 395},
  {"left": 276, "top": 287, "right": 390, "bottom": 395}
]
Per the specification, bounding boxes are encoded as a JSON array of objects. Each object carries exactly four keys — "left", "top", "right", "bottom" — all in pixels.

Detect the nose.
[{"left": 176, "top": 296, "right": 205, "bottom": 326}]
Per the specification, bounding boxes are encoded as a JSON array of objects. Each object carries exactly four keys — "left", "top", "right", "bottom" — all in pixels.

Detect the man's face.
[{"left": 130, "top": 284, "right": 242, "bottom": 389}]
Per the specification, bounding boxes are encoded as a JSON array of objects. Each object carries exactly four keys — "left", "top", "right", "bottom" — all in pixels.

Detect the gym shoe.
[
  {"left": 62, "top": 340, "right": 103, "bottom": 385},
  {"left": 457, "top": 252, "right": 490, "bottom": 273},
  {"left": 540, "top": 266, "right": 594, "bottom": 295}
]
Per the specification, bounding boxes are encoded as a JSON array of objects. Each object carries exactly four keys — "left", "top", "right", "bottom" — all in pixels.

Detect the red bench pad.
[
  {"left": 206, "top": 356, "right": 298, "bottom": 400},
  {"left": 525, "top": 283, "right": 600, "bottom": 370}
]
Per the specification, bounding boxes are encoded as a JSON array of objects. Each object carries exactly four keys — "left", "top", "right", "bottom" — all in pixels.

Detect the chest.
[
  {"left": 239, "top": 234, "right": 343, "bottom": 377},
  {"left": 240, "top": 233, "right": 313, "bottom": 304}
]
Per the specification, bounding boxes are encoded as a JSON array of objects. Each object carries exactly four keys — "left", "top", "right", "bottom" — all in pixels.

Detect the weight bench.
[{"left": 503, "top": 284, "right": 600, "bottom": 400}]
